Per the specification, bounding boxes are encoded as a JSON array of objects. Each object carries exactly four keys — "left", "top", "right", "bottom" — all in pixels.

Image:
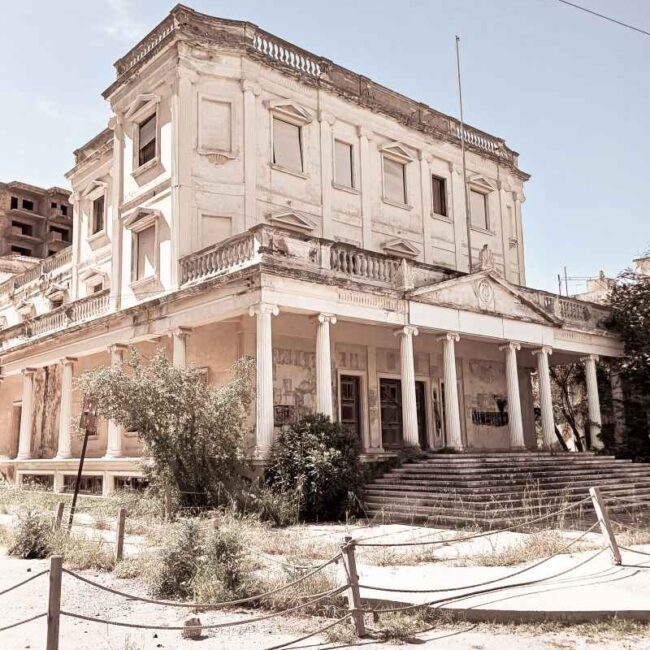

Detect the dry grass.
[{"left": 48, "top": 530, "right": 116, "bottom": 571}]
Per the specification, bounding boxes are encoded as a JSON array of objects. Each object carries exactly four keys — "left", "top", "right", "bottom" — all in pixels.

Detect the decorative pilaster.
[
  {"left": 315, "top": 313, "right": 336, "bottom": 418},
  {"left": 56, "top": 358, "right": 77, "bottom": 459},
  {"left": 582, "top": 354, "right": 603, "bottom": 449},
  {"left": 249, "top": 303, "right": 279, "bottom": 458},
  {"left": 319, "top": 111, "right": 335, "bottom": 240},
  {"left": 172, "top": 327, "right": 192, "bottom": 369},
  {"left": 438, "top": 333, "right": 463, "bottom": 450},
  {"left": 500, "top": 342, "right": 525, "bottom": 450},
  {"left": 105, "top": 345, "right": 128, "bottom": 459},
  {"left": 532, "top": 346, "right": 555, "bottom": 449},
  {"left": 242, "top": 79, "right": 261, "bottom": 231},
  {"left": 357, "top": 126, "right": 373, "bottom": 250},
  {"left": 16, "top": 368, "right": 36, "bottom": 460},
  {"left": 396, "top": 326, "right": 420, "bottom": 448},
  {"left": 109, "top": 113, "right": 124, "bottom": 309}
]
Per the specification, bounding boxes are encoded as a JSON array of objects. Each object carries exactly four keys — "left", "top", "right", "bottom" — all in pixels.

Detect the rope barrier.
[
  {"left": 356, "top": 496, "right": 592, "bottom": 547},
  {"left": 361, "top": 547, "right": 607, "bottom": 615},
  {"left": 620, "top": 545, "right": 650, "bottom": 558},
  {"left": 263, "top": 613, "right": 352, "bottom": 650},
  {"left": 62, "top": 553, "right": 342, "bottom": 609},
  {"left": 245, "top": 546, "right": 322, "bottom": 572},
  {"left": 358, "top": 521, "right": 600, "bottom": 593},
  {"left": 0, "top": 569, "right": 49, "bottom": 597},
  {"left": 0, "top": 612, "right": 46, "bottom": 633},
  {"left": 60, "top": 585, "right": 347, "bottom": 631}
]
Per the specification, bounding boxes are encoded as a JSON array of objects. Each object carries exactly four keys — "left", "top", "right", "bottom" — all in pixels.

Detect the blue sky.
[{"left": 0, "top": 0, "right": 647, "bottom": 292}]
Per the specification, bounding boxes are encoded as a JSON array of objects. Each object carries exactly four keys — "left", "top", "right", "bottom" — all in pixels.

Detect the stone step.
[
  {"left": 405, "top": 460, "right": 640, "bottom": 471},
  {"left": 418, "top": 456, "right": 624, "bottom": 466},
  {"left": 393, "top": 464, "right": 650, "bottom": 476}
]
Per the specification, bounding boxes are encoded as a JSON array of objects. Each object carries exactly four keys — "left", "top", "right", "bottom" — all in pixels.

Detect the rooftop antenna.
[{"left": 455, "top": 35, "right": 474, "bottom": 272}]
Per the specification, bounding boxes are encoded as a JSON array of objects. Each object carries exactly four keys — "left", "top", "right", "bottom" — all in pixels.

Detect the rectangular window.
[
  {"left": 431, "top": 176, "right": 447, "bottom": 216},
  {"left": 470, "top": 190, "right": 489, "bottom": 230},
  {"left": 63, "top": 475, "right": 103, "bottom": 495},
  {"left": 91, "top": 195, "right": 105, "bottom": 235},
  {"left": 138, "top": 113, "right": 157, "bottom": 167},
  {"left": 60, "top": 205, "right": 68, "bottom": 216},
  {"left": 383, "top": 157, "right": 407, "bottom": 204},
  {"left": 334, "top": 140, "right": 354, "bottom": 188},
  {"left": 91, "top": 281, "right": 104, "bottom": 294},
  {"left": 51, "top": 202, "right": 57, "bottom": 209},
  {"left": 340, "top": 375, "right": 361, "bottom": 438},
  {"left": 135, "top": 225, "right": 156, "bottom": 280},
  {"left": 10, "top": 196, "right": 18, "bottom": 210},
  {"left": 11, "top": 245, "right": 31, "bottom": 256},
  {"left": 12, "top": 221, "right": 33, "bottom": 237},
  {"left": 22, "top": 199, "right": 34, "bottom": 211},
  {"left": 272, "top": 117, "right": 302, "bottom": 172}
]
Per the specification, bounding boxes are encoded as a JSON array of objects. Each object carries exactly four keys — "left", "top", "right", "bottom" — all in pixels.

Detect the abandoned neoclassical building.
[{"left": 0, "top": 5, "right": 624, "bottom": 496}]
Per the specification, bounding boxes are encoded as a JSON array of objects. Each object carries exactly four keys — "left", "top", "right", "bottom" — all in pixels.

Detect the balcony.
[{"left": 0, "top": 247, "right": 72, "bottom": 297}]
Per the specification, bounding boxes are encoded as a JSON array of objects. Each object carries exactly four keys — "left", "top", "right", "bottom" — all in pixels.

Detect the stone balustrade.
[
  {"left": 329, "top": 245, "right": 401, "bottom": 284},
  {"left": 251, "top": 31, "right": 322, "bottom": 77},
  {"left": 0, "top": 247, "right": 73, "bottom": 299},
  {"left": 449, "top": 122, "right": 506, "bottom": 157}
]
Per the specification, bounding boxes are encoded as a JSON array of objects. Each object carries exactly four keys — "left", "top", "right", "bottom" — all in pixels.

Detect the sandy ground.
[{"left": 1, "top": 551, "right": 650, "bottom": 649}]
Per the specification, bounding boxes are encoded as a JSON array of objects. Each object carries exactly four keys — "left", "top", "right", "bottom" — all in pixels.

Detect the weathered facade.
[{"left": 0, "top": 5, "right": 623, "bottom": 495}]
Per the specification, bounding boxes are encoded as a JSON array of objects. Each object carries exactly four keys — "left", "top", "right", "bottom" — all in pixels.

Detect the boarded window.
[
  {"left": 135, "top": 225, "right": 156, "bottom": 280},
  {"left": 334, "top": 140, "right": 354, "bottom": 187},
  {"left": 431, "top": 176, "right": 447, "bottom": 216},
  {"left": 138, "top": 113, "right": 157, "bottom": 167},
  {"left": 200, "top": 98, "right": 231, "bottom": 152},
  {"left": 273, "top": 118, "right": 302, "bottom": 172},
  {"left": 470, "top": 190, "right": 489, "bottom": 230},
  {"left": 383, "top": 157, "right": 407, "bottom": 204},
  {"left": 91, "top": 195, "right": 105, "bottom": 235},
  {"left": 201, "top": 214, "right": 232, "bottom": 247}
]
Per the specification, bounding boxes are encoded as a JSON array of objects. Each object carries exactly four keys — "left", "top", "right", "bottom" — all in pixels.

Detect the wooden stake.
[
  {"left": 590, "top": 486, "right": 621, "bottom": 565},
  {"left": 340, "top": 535, "right": 366, "bottom": 637},
  {"left": 46, "top": 555, "right": 62, "bottom": 650},
  {"left": 53, "top": 502, "right": 64, "bottom": 531},
  {"left": 115, "top": 508, "right": 126, "bottom": 562}
]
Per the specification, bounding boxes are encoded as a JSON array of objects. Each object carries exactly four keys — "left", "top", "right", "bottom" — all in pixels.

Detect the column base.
[
  {"left": 15, "top": 453, "right": 31, "bottom": 461},
  {"left": 55, "top": 453, "right": 72, "bottom": 460},
  {"left": 509, "top": 446, "right": 528, "bottom": 452},
  {"left": 103, "top": 452, "right": 123, "bottom": 460}
]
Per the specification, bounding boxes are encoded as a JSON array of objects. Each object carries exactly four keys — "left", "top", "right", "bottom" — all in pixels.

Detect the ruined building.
[{"left": 0, "top": 6, "right": 625, "bottom": 496}]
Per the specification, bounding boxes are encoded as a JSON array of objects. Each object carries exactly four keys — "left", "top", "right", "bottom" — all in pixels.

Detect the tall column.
[
  {"left": 16, "top": 368, "right": 36, "bottom": 460},
  {"left": 105, "top": 344, "right": 128, "bottom": 459},
  {"left": 500, "top": 342, "right": 525, "bottom": 450},
  {"left": 172, "top": 327, "right": 192, "bottom": 369},
  {"left": 582, "top": 354, "right": 603, "bottom": 449},
  {"left": 249, "top": 303, "right": 279, "bottom": 458},
  {"left": 532, "top": 346, "right": 555, "bottom": 449},
  {"left": 315, "top": 313, "right": 336, "bottom": 418},
  {"left": 438, "top": 333, "right": 463, "bottom": 450},
  {"left": 610, "top": 370, "right": 626, "bottom": 446},
  {"left": 396, "top": 326, "right": 420, "bottom": 448},
  {"left": 56, "top": 357, "right": 77, "bottom": 459}
]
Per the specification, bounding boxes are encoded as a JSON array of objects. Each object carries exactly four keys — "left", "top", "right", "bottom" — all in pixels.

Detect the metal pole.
[
  {"left": 456, "top": 35, "right": 474, "bottom": 273},
  {"left": 564, "top": 266, "right": 569, "bottom": 297},
  {"left": 67, "top": 427, "right": 90, "bottom": 531},
  {"left": 558, "top": 273, "right": 563, "bottom": 296}
]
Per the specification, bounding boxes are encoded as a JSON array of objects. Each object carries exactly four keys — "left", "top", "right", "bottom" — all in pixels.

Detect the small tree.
[
  {"left": 77, "top": 351, "right": 254, "bottom": 510},
  {"left": 265, "top": 414, "right": 363, "bottom": 522},
  {"left": 608, "top": 263, "right": 650, "bottom": 459}
]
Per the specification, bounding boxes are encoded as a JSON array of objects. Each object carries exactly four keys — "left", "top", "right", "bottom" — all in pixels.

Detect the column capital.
[
  {"left": 531, "top": 346, "right": 553, "bottom": 357},
  {"left": 318, "top": 110, "right": 336, "bottom": 126},
  {"left": 170, "top": 326, "right": 193, "bottom": 338},
  {"left": 581, "top": 353, "right": 599, "bottom": 363},
  {"left": 499, "top": 341, "right": 521, "bottom": 352},
  {"left": 249, "top": 303, "right": 279, "bottom": 317},
  {"left": 436, "top": 332, "right": 460, "bottom": 343},
  {"left": 60, "top": 357, "right": 78, "bottom": 367},
  {"left": 108, "top": 343, "right": 129, "bottom": 354},
  {"left": 240, "top": 79, "right": 261, "bottom": 96},
  {"left": 357, "top": 125, "right": 374, "bottom": 140},
  {"left": 394, "top": 325, "right": 419, "bottom": 338},
  {"left": 315, "top": 313, "right": 337, "bottom": 325},
  {"left": 21, "top": 367, "right": 37, "bottom": 377}
]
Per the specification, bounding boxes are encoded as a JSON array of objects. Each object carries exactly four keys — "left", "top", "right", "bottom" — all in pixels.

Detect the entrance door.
[
  {"left": 380, "top": 378, "right": 402, "bottom": 448},
  {"left": 415, "top": 381, "right": 428, "bottom": 449},
  {"left": 340, "top": 375, "right": 362, "bottom": 439}
]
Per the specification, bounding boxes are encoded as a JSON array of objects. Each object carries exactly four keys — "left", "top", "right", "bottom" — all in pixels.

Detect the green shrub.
[
  {"left": 265, "top": 414, "right": 363, "bottom": 522},
  {"left": 148, "top": 520, "right": 201, "bottom": 599},
  {"left": 8, "top": 511, "right": 51, "bottom": 559},
  {"left": 246, "top": 485, "right": 301, "bottom": 528}
]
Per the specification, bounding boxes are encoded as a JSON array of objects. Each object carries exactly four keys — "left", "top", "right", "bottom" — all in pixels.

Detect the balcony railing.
[{"left": 0, "top": 247, "right": 73, "bottom": 298}]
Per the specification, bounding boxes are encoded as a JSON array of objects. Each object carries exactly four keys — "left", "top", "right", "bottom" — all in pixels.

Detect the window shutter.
[
  {"left": 470, "top": 190, "right": 488, "bottom": 229},
  {"left": 334, "top": 140, "right": 353, "bottom": 187},
  {"left": 136, "top": 225, "right": 156, "bottom": 280},
  {"left": 384, "top": 157, "right": 407, "bottom": 204},
  {"left": 273, "top": 118, "right": 303, "bottom": 172},
  {"left": 432, "top": 176, "right": 447, "bottom": 216}
]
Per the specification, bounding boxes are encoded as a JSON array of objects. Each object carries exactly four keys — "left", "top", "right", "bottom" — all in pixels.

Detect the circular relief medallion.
[{"left": 477, "top": 279, "right": 494, "bottom": 310}]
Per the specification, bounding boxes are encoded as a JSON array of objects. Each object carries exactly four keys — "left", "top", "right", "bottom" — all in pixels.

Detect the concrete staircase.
[{"left": 364, "top": 452, "right": 650, "bottom": 528}]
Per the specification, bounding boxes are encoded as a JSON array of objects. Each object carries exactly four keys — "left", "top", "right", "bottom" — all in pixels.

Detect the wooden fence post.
[
  {"left": 115, "top": 508, "right": 126, "bottom": 562},
  {"left": 46, "top": 555, "right": 62, "bottom": 650},
  {"left": 590, "top": 486, "right": 622, "bottom": 565},
  {"left": 340, "top": 535, "right": 366, "bottom": 637},
  {"left": 53, "top": 502, "right": 64, "bottom": 531}
]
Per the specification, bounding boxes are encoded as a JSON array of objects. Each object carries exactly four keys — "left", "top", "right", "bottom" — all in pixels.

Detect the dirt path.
[{"left": 1, "top": 554, "right": 649, "bottom": 649}]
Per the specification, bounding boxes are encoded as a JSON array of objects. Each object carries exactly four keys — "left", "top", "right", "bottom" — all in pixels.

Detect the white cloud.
[{"left": 102, "top": 0, "right": 145, "bottom": 42}]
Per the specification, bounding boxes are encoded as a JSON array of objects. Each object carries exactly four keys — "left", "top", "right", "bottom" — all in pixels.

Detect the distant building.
[
  {"left": 0, "top": 181, "right": 72, "bottom": 259},
  {"left": 572, "top": 271, "right": 616, "bottom": 304}
]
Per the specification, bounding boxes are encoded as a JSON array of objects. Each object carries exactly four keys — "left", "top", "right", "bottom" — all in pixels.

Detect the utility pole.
[{"left": 456, "top": 35, "right": 474, "bottom": 273}]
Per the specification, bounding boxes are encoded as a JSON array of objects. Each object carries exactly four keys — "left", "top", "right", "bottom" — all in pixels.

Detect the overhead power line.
[{"left": 552, "top": 0, "right": 650, "bottom": 37}]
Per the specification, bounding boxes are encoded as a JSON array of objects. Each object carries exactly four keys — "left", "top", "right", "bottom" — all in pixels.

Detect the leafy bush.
[
  {"left": 77, "top": 351, "right": 255, "bottom": 512},
  {"left": 265, "top": 414, "right": 363, "bottom": 522},
  {"left": 244, "top": 485, "right": 301, "bottom": 528},
  {"left": 8, "top": 511, "right": 51, "bottom": 559}
]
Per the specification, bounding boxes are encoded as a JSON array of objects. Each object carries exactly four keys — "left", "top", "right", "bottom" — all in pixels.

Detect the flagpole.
[{"left": 455, "top": 35, "right": 474, "bottom": 272}]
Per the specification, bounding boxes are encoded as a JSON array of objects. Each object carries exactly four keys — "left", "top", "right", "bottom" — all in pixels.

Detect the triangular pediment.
[
  {"left": 267, "top": 99, "right": 312, "bottom": 123},
  {"left": 469, "top": 174, "right": 496, "bottom": 192},
  {"left": 409, "top": 271, "right": 561, "bottom": 325},
  {"left": 382, "top": 238, "right": 420, "bottom": 258},
  {"left": 380, "top": 142, "right": 414, "bottom": 162},
  {"left": 81, "top": 179, "right": 107, "bottom": 198},
  {"left": 266, "top": 210, "right": 316, "bottom": 233},
  {"left": 124, "top": 93, "right": 159, "bottom": 121}
]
